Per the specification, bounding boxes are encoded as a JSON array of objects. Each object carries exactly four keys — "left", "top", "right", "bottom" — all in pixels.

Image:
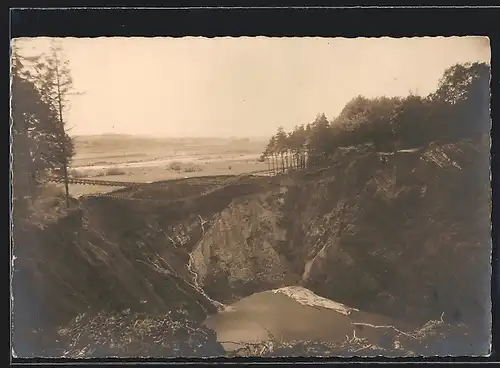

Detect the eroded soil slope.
[
  {"left": 191, "top": 138, "right": 491, "bottom": 330},
  {"left": 12, "top": 137, "right": 491, "bottom": 357}
]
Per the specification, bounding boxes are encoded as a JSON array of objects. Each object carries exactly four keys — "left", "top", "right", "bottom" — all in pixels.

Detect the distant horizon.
[{"left": 73, "top": 132, "right": 270, "bottom": 140}]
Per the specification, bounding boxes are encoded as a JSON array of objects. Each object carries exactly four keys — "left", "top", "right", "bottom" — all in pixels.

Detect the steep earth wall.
[
  {"left": 190, "top": 138, "right": 491, "bottom": 330},
  {"left": 12, "top": 137, "right": 491, "bottom": 356}
]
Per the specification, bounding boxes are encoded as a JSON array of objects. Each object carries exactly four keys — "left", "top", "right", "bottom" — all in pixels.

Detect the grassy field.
[{"left": 65, "top": 134, "right": 269, "bottom": 197}]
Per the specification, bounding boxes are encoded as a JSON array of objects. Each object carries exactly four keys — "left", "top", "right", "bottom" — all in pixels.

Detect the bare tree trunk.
[
  {"left": 55, "top": 64, "right": 70, "bottom": 207},
  {"left": 56, "top": 78, "right": 70, "bottom": 208}
]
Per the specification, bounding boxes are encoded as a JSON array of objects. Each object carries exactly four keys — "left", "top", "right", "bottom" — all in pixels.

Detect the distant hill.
[
  {"left": 73, "top": 134, "right": 267, "bottom": 144},
  {"left": 72, "top": 134, "right": 267, "bottom": 158}
]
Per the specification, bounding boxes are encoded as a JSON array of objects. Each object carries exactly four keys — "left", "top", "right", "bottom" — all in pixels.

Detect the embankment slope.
[{"left": 11, "top": 137, "right": 491, "bottom": 357}]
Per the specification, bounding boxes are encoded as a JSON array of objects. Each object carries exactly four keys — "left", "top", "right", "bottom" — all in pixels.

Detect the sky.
[{"left": 12, "top": 36, "right": 490, "bottom": 138}]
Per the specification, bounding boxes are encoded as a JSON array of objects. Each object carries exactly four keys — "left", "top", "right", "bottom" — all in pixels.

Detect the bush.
[
  {"left": 69, "top": 167, "right": 127, "bottom": 178},
  {"left": 104, "top": 167, "right": 127, "bottom": 176},
  {"left": 168, "top": 161, "right": 183, "bottom": 172},
  {"left": 183, "top": 165, "right": 202, "bottom": 173},
  {"left": 20, "top": 184, "right": 77, "bottom": 227},
  {"left": 168, "top": 161, "right": 202, "bottom": 173},
  {"left": 69, "top": 169, "right": 88, "bottom": 178}
]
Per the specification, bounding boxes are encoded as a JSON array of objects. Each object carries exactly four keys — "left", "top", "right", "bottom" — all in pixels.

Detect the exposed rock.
[
  {"left": 190, "top": 191, "right": 299, "bottom": 303},
  {"left": 270, "top": 286, "right": 358, "bottom": 315},
  {"left": 191, "top": 138, "right": 491, "bottom": 331}
]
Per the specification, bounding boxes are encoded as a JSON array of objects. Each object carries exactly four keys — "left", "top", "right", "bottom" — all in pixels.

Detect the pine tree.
[
  {"left": 11, "top": 40, "right": 77, "bottom": 210},
  {"left": 11, "top": 45, "right": 58, "bottom": 206},
  {"left": 34, "top": 41, "right": 77, "bottom": 207}
]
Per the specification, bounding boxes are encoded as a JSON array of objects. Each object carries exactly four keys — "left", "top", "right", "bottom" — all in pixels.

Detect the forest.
[{"left": 260, "top": 62, "right": 490, "bottom": 173}]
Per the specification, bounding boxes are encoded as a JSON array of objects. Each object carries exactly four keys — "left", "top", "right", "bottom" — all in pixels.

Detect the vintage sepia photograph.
[{"left": 10, "top": 36, "right": 492, "bottom": 358}]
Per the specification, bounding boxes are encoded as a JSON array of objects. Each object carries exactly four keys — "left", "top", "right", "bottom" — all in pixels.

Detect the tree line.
[
  {"left": 261, "top": 62, "right": 490, "bottom": 174},
  {"left": 11, "top": 41, "right": 76, "bottom": 210}
]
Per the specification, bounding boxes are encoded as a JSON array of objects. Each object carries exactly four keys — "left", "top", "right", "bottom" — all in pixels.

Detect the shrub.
[
  {"left": 168, "top": 161, "right": 183, "bottom": 172},
  {"left": 69, "top": 169, "right": 88, "bottom": 178},
  {"left": 183, "top": 165, "right": 202, "bottom": 173},
  {"left": 168, "top": 161, "right": 202, "bottom": 173},
  {"left": 104, "top": 167, "right": 127, "bottom": 176}
]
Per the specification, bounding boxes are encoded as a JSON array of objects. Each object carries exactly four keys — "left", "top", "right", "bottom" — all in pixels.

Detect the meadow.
[{"left": 66, "top": 134, "right": 269, "bottom": 197}]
